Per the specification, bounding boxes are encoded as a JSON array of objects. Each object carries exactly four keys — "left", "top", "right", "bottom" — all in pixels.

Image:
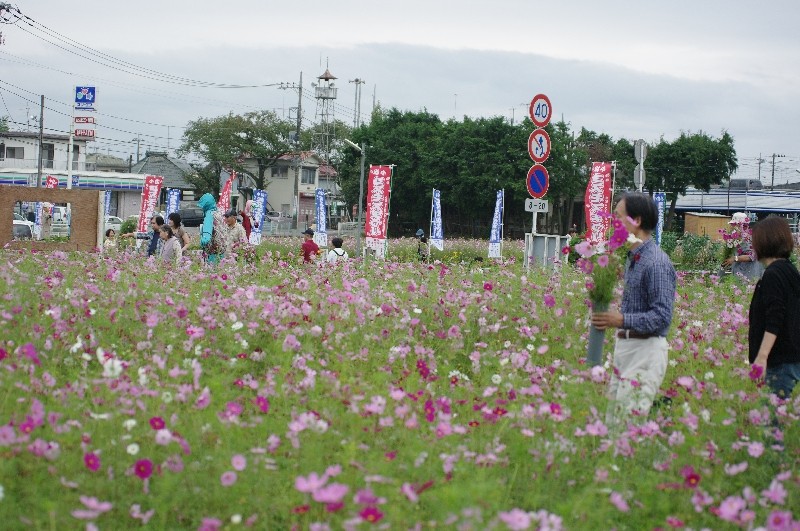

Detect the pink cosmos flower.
[
  {"left": 717, "top": 495, "right": 745, "bottom": 522},
  {"left": 231, "top": 454, "right": 247, "bottom": 471},
  {"left": 220, "top": 471, "right": 237, "bottom": 487},
  {"left": 149, "top": 417, "right": 165, "bottom": 430},
  {"left": 596, "top": 254, "right": 610, "bottom": 268},
  {"left": 609, "top": 491, "right": 629, "bottom": 512},
  {"left": 543, "top": 294, "right": 556, "bottom": 308},
  {"left": 401, "top": 482, "right": 419, "bottom": 503},
  {"left": 254, "top": 396, "right": 270, "bottom": 413},
  {"left": 295, "top": 472, "right": 327, "bottom": 493},
  {"left": 761, "top": 479, "right": 788, "bottom": 505},
  {"left": 84, "top": 452, "right": 100, "bottom": 472},
  {"left": 766, "top": 511, "right": 792, "bottom": 530},
  {"left": 498, "top": 508, "right": 531, "bottom": 530},
  {"left": 134, "top": 459, "right": 153, "bottom": 479},
  {"left": 748, "top": 442, "right": 765, "bottom": 458},
  {"left": 483, "top": 282, "right": 493, "bottom": 291},
  {"left": 130, "top": 504, "right": 155, "bottom": 524},
  {"left": 312, "top": 483, "right": 349, "bottom": 504}
]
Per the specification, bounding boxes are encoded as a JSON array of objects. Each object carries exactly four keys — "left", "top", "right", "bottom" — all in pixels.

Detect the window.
[
  {"left": 43, "top": 143, "right": 55, "bottom": 169},
  {"left": 301, "top": 167, "right": 315, "bottom": 185},
  {"left": 6, "top": 146, "right": 24, "bottom": 159},
  {"left": 72, "top": 145, "right": 80, "bottom": 170},
  {"left": 271, "top": 166, "right": 288, "bottom": 179},
  {"left": 0, "top": 143, "right": 4, "bottom": 160}
]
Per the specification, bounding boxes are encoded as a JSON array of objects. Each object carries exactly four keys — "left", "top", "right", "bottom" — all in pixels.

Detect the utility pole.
[
  {"left": 280, "top": 73, "right": 304, "bottom": 227},
  {"left": 132, "top": 136, "right": 142, "bottom": 163},
  {"left": 757, "top": 153, "right": 764, "bottom": 182},
  {"left": 771, "top": 153, "right": 785, "bottom": 190},
  {"left": 36, "top": 95, "right": 44, "bottom": 187},
  {"left": 349, "top": 78, "right": 365, "bottom": 128}
]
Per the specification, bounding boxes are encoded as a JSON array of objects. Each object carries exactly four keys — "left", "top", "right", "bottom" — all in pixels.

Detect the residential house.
[
  {"left": 130, "top": 151, "right": 197, "bottom": 211},
  {"left": 238, "top": 151, "right": 343, "bottom": 227}
]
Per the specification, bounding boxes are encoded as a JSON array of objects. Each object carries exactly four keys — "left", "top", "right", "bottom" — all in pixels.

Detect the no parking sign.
[{"left": 526, "top": 164, "right": 550, "bottom": 199}]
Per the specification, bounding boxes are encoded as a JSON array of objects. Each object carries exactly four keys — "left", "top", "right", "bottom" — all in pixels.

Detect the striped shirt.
[{"left": 620, "top": 239, "right": 677, "bottom": 337}]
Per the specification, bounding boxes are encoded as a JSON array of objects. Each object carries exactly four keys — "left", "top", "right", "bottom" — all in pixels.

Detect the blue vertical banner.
[
  {"left": 249, "top": 189, "right": 267, "bottom": 245},
  {"left": 654, "top": 192, "right": 666, "bottom": 246},
  {"left": 34, "top": 202, "right": 42, "bottom": 240},
  {"left": 314, "top": 188, "right": 328, "bottom": 248},
  {"left": 166, "top": 188, "right": 181, "bottom": 218},
  {"left": 104, "top": 191, "right": 112, "bottom": 217},
  {"left": 488, "top": 189, "right": 504, "bottom": 258},
  {"left": 430, "top": 188, "right": 444, "bottom": 251}
]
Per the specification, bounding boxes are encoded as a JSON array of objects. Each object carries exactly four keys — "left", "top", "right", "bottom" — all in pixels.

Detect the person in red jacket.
[
  {"left": 239, "top": 200, "right": 252, "bottom": 241},
  {"left": 301, "top": 228, "right": 320, "bottom": 263}
]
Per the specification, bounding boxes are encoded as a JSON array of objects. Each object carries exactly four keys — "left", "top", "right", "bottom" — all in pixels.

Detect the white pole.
[{"left": 66, "top": 106, "right": 75, "bottom": 189}]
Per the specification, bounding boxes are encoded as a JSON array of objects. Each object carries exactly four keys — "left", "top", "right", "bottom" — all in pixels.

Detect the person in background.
[
  {"left": 301, "top": 228, "right": 320, "bottom": 263},
  {"left": 223, "top": 209, "right": 248, "bottom": 251},
  {"left": 722, "top": 212, "right": 763, "bottom": 280},
  {"left": 198, "top": 193, "right": 227, "bottom": 264},
  {"left": 239, "top": 200, "right": 253, "bottom": 241},
  {"left": 121, "top": 215, "right": 164, "bottom": 257},
  {"left": 748, "top": 216, "right": 800, "bottom": 400},
  {"left": 168, "top": 212, "right": 191, "bottom": 253},
  {"left": 103, "top": 228, "right": 117, "bottom": 253},
  {"left": 159, "top": 224, "right": 182, "bottom": 265},
  {"left": 327, "top": 237, "right": 349, "bottom": 264},
  {"left": 591, "top": 192, "right": 677, "bottom": 431},
  {"left": 415, "top": 229, "right": 429, "bottom": 262}
]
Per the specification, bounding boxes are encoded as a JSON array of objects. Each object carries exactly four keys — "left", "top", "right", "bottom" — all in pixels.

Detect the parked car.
[
  {"left": 177, "top": 207, "right": 205, "bottom": 227},
  {"left": 105, "top": 216, "right": 123, "bottom": 233},
  {"left": 12, "top": 220, "right": 33, "bottom": 240},
  {"left": 13, "top": 213, "right": 35, "bottom": 229},
  {"left": 266, "top": 211, "right": 291, "bottom": 222}
]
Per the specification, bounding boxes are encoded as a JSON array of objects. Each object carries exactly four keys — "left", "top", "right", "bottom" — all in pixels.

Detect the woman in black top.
[{"left": 748, "top": 216, "right": 800, "bottom": 398}]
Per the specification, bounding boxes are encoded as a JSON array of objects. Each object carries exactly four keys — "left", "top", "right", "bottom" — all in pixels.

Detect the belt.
[{"left": 617, "top": 330, "right": 660, "bottom": 340}]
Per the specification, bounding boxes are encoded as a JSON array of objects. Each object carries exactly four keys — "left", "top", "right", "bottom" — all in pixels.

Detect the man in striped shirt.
[{"left": 591, "top": 192, "right": 677, "bottom": 431}]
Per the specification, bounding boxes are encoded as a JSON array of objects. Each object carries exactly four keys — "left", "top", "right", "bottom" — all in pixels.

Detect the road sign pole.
[{"left": 532, "top": 211, "right": 538, "bottom": 235}]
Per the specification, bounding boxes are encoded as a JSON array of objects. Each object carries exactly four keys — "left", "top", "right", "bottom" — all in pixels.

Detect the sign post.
[{"left": 634, "top": 139, "right": 647, "bottom": 192}]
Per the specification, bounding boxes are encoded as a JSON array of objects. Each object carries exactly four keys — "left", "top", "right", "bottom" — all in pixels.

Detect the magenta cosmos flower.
[
  {"left": 134, "top": 458, "right": 153, "bottom": 479},
  {"left": 84, "top": 452, "right": 101, "bottom": 472}
]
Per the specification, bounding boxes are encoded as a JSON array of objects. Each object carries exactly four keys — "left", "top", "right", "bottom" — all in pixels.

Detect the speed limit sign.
[
  {"left": 528, "top": 128, "right": 551, "bottom": 163},
  {"left": 529, "top": 94, "right": 552, "bottom": 128}
]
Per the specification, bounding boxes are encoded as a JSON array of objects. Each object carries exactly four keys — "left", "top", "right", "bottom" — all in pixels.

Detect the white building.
[{"left": 1, "top": 131, "right": 147, "bottom": 218}]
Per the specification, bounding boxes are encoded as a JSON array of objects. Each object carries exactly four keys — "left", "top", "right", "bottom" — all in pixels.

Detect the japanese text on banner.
[
  {"left": 366, "top": 165, "right": 392, "bottom": 240},
  {"left": 584, "top": 162, "right": 612, "bottom": 244},
  {"left": 137, "top": 175, "right": 164, "bottom": 232}
]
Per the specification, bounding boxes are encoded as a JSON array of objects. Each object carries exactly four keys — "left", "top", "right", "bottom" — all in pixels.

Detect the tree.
[
  {"left": 184, "top": 161, "right": 224, "bottom": 197},
  {"left": 177, "top": 111, "right": 296, "bottom": 193},
  {"left": 645, "top": 131, "right": 737, "bottom": 229},
  {"left": 0, "top": 116, "right": 8, "bottom": 132}
]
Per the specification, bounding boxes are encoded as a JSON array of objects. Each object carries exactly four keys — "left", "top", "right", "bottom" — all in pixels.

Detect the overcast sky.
[{"left": 2, "top": 0, "right": 799, "bottom": 184}]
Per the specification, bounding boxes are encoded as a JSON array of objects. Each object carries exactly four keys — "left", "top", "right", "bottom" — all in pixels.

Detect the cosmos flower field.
[{"left": 0, "top": 238, "right": 797, "bottom": 530}]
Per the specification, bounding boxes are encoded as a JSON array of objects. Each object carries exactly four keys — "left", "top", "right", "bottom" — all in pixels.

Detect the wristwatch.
[{"left": 734, "top": 255, "right": 739, "bottom": 262}]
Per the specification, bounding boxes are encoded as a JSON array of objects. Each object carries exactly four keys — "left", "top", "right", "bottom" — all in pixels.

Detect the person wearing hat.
[
  {"left": 223, "top": 209, "right": 248, "bottom": 252},
  {"left": 415, "top": 229, "right": 429, "bottom": 262},
  {"left": 301, "top": 228, "right": 320, "bottom": 263},
  {"left": 722, "top": 212, "right": 763, "bottom": 280}
]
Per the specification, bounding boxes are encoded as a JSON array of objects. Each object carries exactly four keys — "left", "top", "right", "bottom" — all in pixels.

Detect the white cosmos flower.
[
  {"left": 413, "top": 308, "right": 422, "bottom": 314},
  {"left": 704, "top": 371, "right": 714, "bottom": 380},
  {"left": 491, "top": 374, "right": 502, "bottom": 385},
  {"left": 122, "top": 419, "right": 137, "bottom": 431},
  {"left": 231, "top": 321, "right": 244, "bottom": 331},
  {"left": 70, "top": 337, "right": 83, "bottom": 354},
  {"left": 126, "top": 443, "right": 140, "bottom": 455},
  {"left": 231, "top": 514, "right": 242, "bottom": 524},
  {"left": 161, "top": 391, "right": 173, "bottom": 404},
  {"left": 103, "top": 359, "right": 123, "bottom": 378},
  {"left": 89, "top": 412, "right": 111, "bottom": 420}
]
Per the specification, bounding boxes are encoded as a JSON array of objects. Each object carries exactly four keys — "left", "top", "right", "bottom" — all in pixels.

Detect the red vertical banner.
[
  {"left": 365, "top": 165, "right": 393, "bottom": 258},
  {"left": 44, "top": 175, "right": 59, "bottom": 188},
  {"left": 584, "top": 162, "right": 612, "bottom": 244},
  {"left": 218, "top": 171, "right": 236, "bottom": 212},
  {"left": 137, "top": 175, "right": 164, "bottom": 232}
]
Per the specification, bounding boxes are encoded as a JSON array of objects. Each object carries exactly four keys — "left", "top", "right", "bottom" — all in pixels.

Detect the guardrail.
[{"left": 338, "top": 222, "right": 363, "bottom": 236}]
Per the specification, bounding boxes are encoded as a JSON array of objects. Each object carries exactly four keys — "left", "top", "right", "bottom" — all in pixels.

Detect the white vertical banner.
[
  {"left": 654, "top": 192, "right": 666, "bottom": 246},
  {"left": 314, "top": 188, "right": 328, "bottom": 248},
  {"left": 430, "top": 188, "right": 444, "bottom": 251},
  {"left": 103, "top": 190, "right": 112, "bottom": 217},
  {"left": 249, "top": 189, "right": 267, "bottom": 245},
  {"left": 488, "top": 189, "right": 504, "bottom": 258}
]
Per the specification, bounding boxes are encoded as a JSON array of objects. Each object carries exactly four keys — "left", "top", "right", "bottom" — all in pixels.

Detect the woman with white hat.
[{"left": 722, "top": 212, "right": 763, "bottom": 280}]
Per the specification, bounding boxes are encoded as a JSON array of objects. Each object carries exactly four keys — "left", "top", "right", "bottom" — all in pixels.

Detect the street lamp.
[{"left": 344, "top": 138, "right": 366, "bottom": 257}]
